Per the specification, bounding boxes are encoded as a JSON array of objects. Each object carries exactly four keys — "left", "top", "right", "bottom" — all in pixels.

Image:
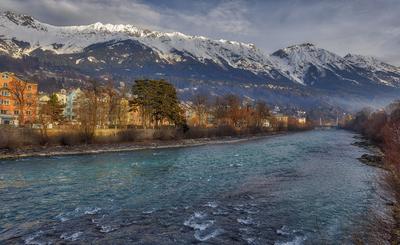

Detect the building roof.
[{"left": 0, "top": 71, "right": 38, "bottom": 85}]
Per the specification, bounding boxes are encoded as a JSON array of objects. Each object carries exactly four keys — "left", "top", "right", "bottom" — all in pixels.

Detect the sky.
[{"left": 1, "top": 0, "right": 399, "bottom": 66}]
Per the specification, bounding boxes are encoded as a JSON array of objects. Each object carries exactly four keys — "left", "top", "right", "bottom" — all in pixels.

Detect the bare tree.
[
  {"left": 191, "top": 93, "right": 210, "bottom": 127},
  {"left": 254, "top": 100, "right": 270, "bottom": 127},
  {"left": 224, "top": 94, "right": 242, "bottom": 127},
  {"left": 7, "top": 77, "right": 36, "bottom": 125},
  {"left": 74, "top": 80, "right": 103, "bottom": 143}
]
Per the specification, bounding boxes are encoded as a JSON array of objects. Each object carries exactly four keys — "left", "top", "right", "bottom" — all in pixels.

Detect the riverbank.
[
  {"left": 352, "top": 135, "right": 385, "bottom": 169},
  {"left": 0, "top": 132, "right": 287, "bottom": 160}
]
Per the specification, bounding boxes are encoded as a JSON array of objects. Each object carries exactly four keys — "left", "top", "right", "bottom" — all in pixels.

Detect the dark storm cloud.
[{"left": 1, "top": 0, "right": 399, "bottom": 65}]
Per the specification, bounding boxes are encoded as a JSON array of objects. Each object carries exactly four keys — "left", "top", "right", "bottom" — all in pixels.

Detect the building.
[
  {"left": 38, "top": 93, "right": 50, "bottom": 105},
  {"left": 181, "top": 101, "right": 214, "bottom": 128},
  {"left": 297, "top": 117, "right": 307, "bottom": 125},
  {"left": 272, "top": 113, "right": 289, "bottom": 128},
  {"left": 0, "top": 72, "right": 38, "bottom": 125},
  {"left": 261, "top": 118, "right": 271, "bottom": 128},
  {"left": 64, "top": 88, "right": 82, "bottom": 121},
  {"left": 55, "top": 89, "right": 67, "bottom": 105}
]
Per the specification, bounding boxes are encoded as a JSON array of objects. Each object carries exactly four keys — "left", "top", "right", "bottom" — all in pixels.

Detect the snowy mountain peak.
[
  {"left": 274, "top": 43, "right": 341, "bottom": 61},
  {"left": 1, "top": 11, "right": 46, "bottom": 31},
  {"left": 271, "top": 43, "right": 346, "bottom": 85},
  {"left": 344, "top": 53, "right": 400, "bottom": 87},
  {"left": 79, "top": 22, "right": 147, "bottom": 37},
  {"left": 286, "top": 42, "right": 315, "bottom": 49},
  {"left": 0, "top": 10, "right": 273, "bottom": 73},
  {"left": 345, "top": 53, "right": 380, "bottom": 66},
  {"left": 344, "top": 53, "right": 398, "bottom": 71},
  {"left": 0, "top": 11, "right": 399, "bottom": 90}
]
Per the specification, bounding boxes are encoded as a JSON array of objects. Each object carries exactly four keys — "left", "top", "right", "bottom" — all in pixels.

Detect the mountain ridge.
[{"left": 0, "top": 10, "right": 399, "bottom": 111}]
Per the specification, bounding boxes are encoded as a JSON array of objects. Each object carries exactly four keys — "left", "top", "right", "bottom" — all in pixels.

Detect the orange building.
[{"left": 0, "top": 72, "right": 38, "bottom": 125}]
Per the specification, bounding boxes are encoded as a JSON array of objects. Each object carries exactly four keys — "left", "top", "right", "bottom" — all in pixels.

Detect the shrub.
[
  {"left": 214, "top": 125, "right": 237, "bottom": 137},
  {"left": 58, "top": 132, "right": 85, "bottom": 146},
  {"left": 184, "top": 127, "right": 210, "bottom": 139},
  {"left": 0, "top": 128, "right": 42, "bottom": 150},
  {"left": 0, "top": 129, "right": 22, "bottom": 150},
  {"left": 153, "top": 127, "right": 182, "bottom": 140},
  {"left": 117, "top": 129, "right": 139, "bottom": 142}
]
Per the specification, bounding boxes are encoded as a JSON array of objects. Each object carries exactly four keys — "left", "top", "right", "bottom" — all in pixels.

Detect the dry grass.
[{"left": 0, "top": 128, "right": 41, "bottom": 150}]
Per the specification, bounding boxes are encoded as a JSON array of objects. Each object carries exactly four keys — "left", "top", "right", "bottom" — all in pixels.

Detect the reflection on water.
[{"left": 0, "top": 129, "right": 384, "bottom": 244}]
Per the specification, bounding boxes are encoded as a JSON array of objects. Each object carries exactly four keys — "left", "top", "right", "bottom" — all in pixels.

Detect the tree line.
[
  {"left": 27, "top": 79, "right": 309, "bottom": 146},
  {"left": 345, "top": 100, "right": 400, "bottom": 243}
]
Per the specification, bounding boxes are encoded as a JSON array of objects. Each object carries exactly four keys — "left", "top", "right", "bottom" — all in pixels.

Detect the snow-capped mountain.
[
  {"left": 344, "top": 54, "right": 400, "bottom": 87},
  {"left": 0, "top": 11, "right": 399, "bottom": 110},
  {"left": 272, "top": 43, "right": 348, "bottom": 85},
  {"left": 0, "top": 11, "right": 279, "bottom": 76},
  {"left": 272, "top": 43, "right": 400, "bottom": 88}
]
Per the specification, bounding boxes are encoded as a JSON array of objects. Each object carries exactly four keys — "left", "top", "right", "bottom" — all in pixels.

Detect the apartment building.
[{"left": 0, "top": 72, "right": 38, "bottom": 125}]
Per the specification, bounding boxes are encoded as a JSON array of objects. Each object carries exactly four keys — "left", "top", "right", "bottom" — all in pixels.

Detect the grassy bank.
[
  {"left": 0, "top": 130, "right": 289, "bottom": 160},
  {"left": 0, "top": 124, "right": 313, "bottom": 159}
]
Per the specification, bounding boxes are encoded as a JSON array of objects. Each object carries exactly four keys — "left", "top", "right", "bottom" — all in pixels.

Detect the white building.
[
  {"left": 64, "top": 88, "right": 82, "bottom": 121},
  {"left": 55, "top": 89, "right": 67, "bottom": 105}
]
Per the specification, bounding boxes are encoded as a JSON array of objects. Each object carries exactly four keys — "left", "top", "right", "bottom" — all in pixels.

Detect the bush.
[
  {"left": 57, "top": 132, "right": 85, "bottom": 146},
  {"left": 0, "top": 129, "right": 22, "bottom": 150},
  {"left": 184, "top": 127, "right": 210, "bottom": 139},
  {"left": 0, "top": 128, "right": 41, "bottom": 150},
  {"left": 242, "top": 126, "right": 264, "bottom": 135},
  {"left": 153, "top": 127, "right": 182, "bottom": 140},
  {"left": 117, "top": 129, "right": 139, "bottom": 142},
  {"left": 214, "top": 125, "right": 237, "bottom": 137}
]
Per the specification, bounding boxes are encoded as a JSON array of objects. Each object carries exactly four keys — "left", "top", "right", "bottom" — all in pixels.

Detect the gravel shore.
[{"left": 0, "top": 132, "right": 285, "bottom": 160}]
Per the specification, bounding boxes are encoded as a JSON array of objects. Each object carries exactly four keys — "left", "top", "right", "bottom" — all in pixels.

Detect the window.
[
  {"left": 2, "top": 99, "right": 10, "bottom": 105},
  {"left": 1, "top": 110, "right": 8, "bottom": 115},
  {"left": 27, "top": 85, "right": 32, "bottom": 91},
  {"left": 3, "top": 83, "right": 8, "bottom": 88},
  {"left": 26, "top": 111, "right": 31, "bottom": 115},
  {"left": 14, "top": 110, "right": 19, "bottom": 115},
  {"left": 1, "top": 91, "right": 10, "bottom": 96},
  {"left": 2, "top": 74, "right": 9, "bottom": 79}
]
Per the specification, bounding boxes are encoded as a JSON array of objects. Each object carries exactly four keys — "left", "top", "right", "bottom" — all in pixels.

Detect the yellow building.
[
  {"left": 273, "top": 114, "right": 289, "bottom": 128},
  {"left": 298, "top": 117, "right": 307, "bottom": 124}
]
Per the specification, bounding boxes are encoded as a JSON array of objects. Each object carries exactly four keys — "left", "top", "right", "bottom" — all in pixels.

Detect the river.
[{"left": 0, "top": 129, "right": 384, "bottom": 244}]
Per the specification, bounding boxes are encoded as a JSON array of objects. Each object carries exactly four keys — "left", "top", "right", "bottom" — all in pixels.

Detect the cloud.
[
  {"left": 0, "top": 0, "right": 399, "bottom": 65},
  {"left": 154, "top": 0, "right": 255, "bottom": 41},
  {"left": 0, "top": 0, "right": 162, "bottom": 28},
  {"left": 180, "top": 0, "right": 253, "bottom": 34},
  {"left": 244, "top": 0, "right": 400, "bottom": 65}
]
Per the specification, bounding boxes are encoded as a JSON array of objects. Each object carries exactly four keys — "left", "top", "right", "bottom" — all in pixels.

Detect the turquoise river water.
[{"left": 0, "top": 129, "right": 384, "bottom": 244}]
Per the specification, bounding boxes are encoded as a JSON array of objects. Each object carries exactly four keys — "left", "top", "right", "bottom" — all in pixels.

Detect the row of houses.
[
  {"left": 182, "top": 101, "right": 306, "bottom": 129},
  {"left": 38, "top": 88, "right": 82, "bottom": 121},
  {"left": 38, "top": 88, "right": 143, "bottom": 128},
  {"left": 0, "top": 72, "right": 86, "bottom": 126},
  {"left": 0, "top": 72, "right": 305, "bottom": 128}
]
